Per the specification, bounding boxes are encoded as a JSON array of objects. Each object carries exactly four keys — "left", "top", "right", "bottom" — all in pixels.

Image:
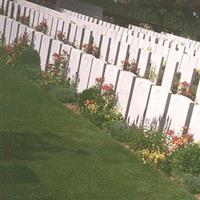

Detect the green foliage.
[
  {"left": 78, "top": 87, "right": 101, "bottom": 108},
  {"left": 103, "top": 120, "right": 132, "bottom": 142},
  {"left": 0, "top": 64, "right": 195, "bottom": 200},
  {"left": 130, "top": 127, "right": 166, "bottom": 152},
  {"left": 14, "top": 46, "right": 40, "bottom": 70},
  {"left": 41, "top": 51, "right": 77, "bottom": 103},
  {"left": 79, "top": 79, "right": 123, "bottom": 128},
  {"left": 181, "top": 173, "right": 200, "bottom": 194},
  {"left": 171, "top": 143, "right": 200, "bottom": 176},
  {"left": 48, "top": 84, "right": 77, "bottom": 103}
]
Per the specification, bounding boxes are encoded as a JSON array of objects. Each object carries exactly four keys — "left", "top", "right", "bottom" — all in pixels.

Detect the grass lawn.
[{"left": 0, "top": 66, "right": 195, "bottom": 200}]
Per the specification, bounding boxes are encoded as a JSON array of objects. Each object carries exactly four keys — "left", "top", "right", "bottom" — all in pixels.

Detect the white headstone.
[
  {"left": 121, "top": 33, "right": 128, "bottom": 43},
  {"left": 33, "top": 10, "right": 40, "bottom": 28},
  {"left": 48, "top": 40, "right": 62, "bottom": 64},
  {"left": 38, "top": 12, "right": 44, "bottom": 24},
  {"left": 137, "top": 49, "right": 150, "bottom": 77},
  {"left": 144, "top": 86, "right": 170, "bottom": 129},
  {"left": 61, "top": 44, "right": 72, "bottom": 56},
  {"left": 68, "top": 48, "right": 82, "bottom": 79},
  {"left": 178, "top": 53, "right": 190, "bottom": 73},
  {"left": 137, "top": 33, "right": 145, "bottom": 48},
  {"left": 40, "top": 35, "right": 51, "bottom": 71},
  {"left": 87, "top": 58, "right": 105, "bottom": 88},
  {"left": 57, "top": 19, "right": 64, "bottom": 33},
  {"left": 4, "top": 18, "right": 13, "bottom": 44},
  {"left": 17, "top": 24, "right": 26, "bottom": 39},
  {"left": 107, "top": 38, "right": 120, "bottom": 65},
  {"left": 10, "top": 21, "right": 19, "bottom": 44},
  {"left": 116, "top": 42, "right": 128, "bottom": 66},
  {"left": 7, "top": 1, "right": 13, "bottom": 18},
  {"left": 33, "top": 31, "right": 43, "bottom": 53},
  {"left": 0, "top": 15, "right": 6, "bottom": 35},
  {"left": 180, "top": 56, "right": 197, "bottom": 84},
  {"left": 100, "top": 35, "right": 110, "bottom": 61},
  {"left": 127, "top": 78, "right": 152, "bottom": 126},
  {"left": 62, "top": 20, "right": 70, "bottom": 38},
  {"left": 29, "top": 9, "right": 35, "bottom": 27},
  {"left": 195, "top": 81, "right": 200, "bottom": 104},
  {"left": 165, "top": 94, "right": 193, "bottom": 134},
  {"left": 189, "top": 105, "right": 200, "bottom": 141},
  {"left": 161, "top": 50, "right": 179, "bottom": 91},
  {"left": 25, "top": 27, "right": 34, "bottom": 45},
  {"left": 150, "top": 52, "right": 163, "bottom": 83},
  {"left": 74, "top": 26, "right": 84, "bottom": 48},
  {"left": 104, "top": 64, "right": 121, "bottom": 87},
  {"left": 0, "top": 0, "right": 3, "bottom": 8},
  {"left": 13, "top": 3, "right": 19, "bottom": 20},
  {"left": 19, "top": 5, "right": 25, "bottom": 17},
  {"left": 129, "top": 42, "right": 139, "bottom": 62},
  {"left": 50, "top": 17, "right": 58, "bottom": 37},
  {"left": 68, "top": 23, "right": 77, "bottom": 44},
  {"left": 82, "top": 29, "right": 92, "bottom": 48},
  {"left": 25, "top": 7, "right": 30, "bottom": 17},
  {"left": 77, "top": 54, "right": 94, "bottom": 93},
  {"left": 116, "top": 71, "right": 136, "bottom": 117},
  {"left": 44, "top": 14, "right": 53, "bottom": 35},
  {"left": 92, "top": 30, "right": 101, "bottom": 47},
  {"left": 3, "top": 0, "right": 8, "bottom": 13}
]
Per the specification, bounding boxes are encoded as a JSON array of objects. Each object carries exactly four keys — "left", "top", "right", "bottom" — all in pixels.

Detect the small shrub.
[
  {"left": 56, "top": 31, "right": 67, "bottom": 44},
  {"left": 121, "top": 59, "right": 139, "bottom": 75},
  {"left": 103, "top": 120, "right": 131, "bottom": 142},
  {"left": 82, "top": 43, "right": 100, "bottom": 58},
  {"left": 3, "top": 32, "right": 30, "bottom": 67},
  {"left": 14, "top": 46, "right": 40, "bottom": 69},
  {"left": 34, "top": 19, "right": 48, "bottom": 34},
  {"left": 49, "top": 84, "right": 77, "bottom": 103},
  {"left": 19, "top": 16, "right": 30, "bottom": 26},
  {"left": 42, "top": 50, "right": 70, "bottom": 88},
  {"left": 78, "top": 87, "right": 101, "bottom": 108},
  {"left": 130, "top": 128, "right": 166, "bottom": 152},
  {"left": 171, "top": 143, "right": 200, "bottom": 176},
  {"left": 79, "top": 77, "right": 123, "bottom": 127},
  {"left": 41, "top": 50, "right": 77, "bottom": 103}
]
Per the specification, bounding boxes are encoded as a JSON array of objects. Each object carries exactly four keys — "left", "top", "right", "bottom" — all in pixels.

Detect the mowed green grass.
[{"left": 0, "top": 66, "right": 195, "bottom": 200}]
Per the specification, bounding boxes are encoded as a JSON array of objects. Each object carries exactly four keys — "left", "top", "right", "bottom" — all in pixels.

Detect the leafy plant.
[
  {"left": 79, "top": 77, "right": 123, "bottom": 127},
  {"left": 103, "top": 120, "right": 132, "bottom": 142},
  {"left": 56, "top": 31, "right": 67, "bottom": 44},
  {"left": 42, "top": 50, "right": 77, "bottom": 103},
  {"left": 121, "top": 59, "right": 139, "bottom": 75},
  {"left": 171, "top": 143, "right": 200, "bottom": 176},
  {"left": 19, "top": 16, "right": 30, "bottom": 26},
  {"left": 34, "top": 19, "right": 48, "bottom": 34},
  {"left": 2, "top": 32, "right": 30, "bottom": 67},
  {"left": 42, "top": 50, "right": 70, "bottom": 88},
  {"left": 82, "top": 43, "right": 100, "bottom": 58},
  {"left": 181, "top": 173, "right": 200, "bottom": 194}
]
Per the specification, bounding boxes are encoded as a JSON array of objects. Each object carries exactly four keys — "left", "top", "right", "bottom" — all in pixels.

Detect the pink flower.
[
  {"left": 95, "top": 77, "right": 104, "bottom": 84},
  {"left": 101, "top": 84, "right": 113, "bottom": 91},
  {"left": 165, "top": 130, "right": 174, "bottom": 137}
]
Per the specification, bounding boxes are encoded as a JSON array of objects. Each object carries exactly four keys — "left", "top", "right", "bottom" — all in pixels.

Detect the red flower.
[
  {"left": 172, "top": 136, "right": 179, "bottom": 144},
  {"left": 182, "top": 81, "right": 190, "bottom": 88},
  {"left": 165, "top": 130, "right": 174, "bottom": 137},
  {"left": 4, "top": 45, "right": 13, "bottom": 53}
]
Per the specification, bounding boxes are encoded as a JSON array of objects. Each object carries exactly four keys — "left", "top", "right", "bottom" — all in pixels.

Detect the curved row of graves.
[{"left": 0, "top": 0, "right": 200, "bottom": 140}]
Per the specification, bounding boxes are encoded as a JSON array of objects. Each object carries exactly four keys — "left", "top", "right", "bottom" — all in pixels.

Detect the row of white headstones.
[
  {"left": 0, "top": 0, "right": 200, "bottom": 140},
  {"left": 5, "top": 0, "right": 200, "bottom": 97}
]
